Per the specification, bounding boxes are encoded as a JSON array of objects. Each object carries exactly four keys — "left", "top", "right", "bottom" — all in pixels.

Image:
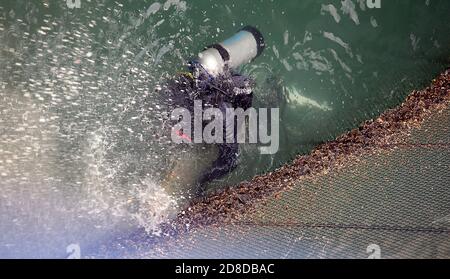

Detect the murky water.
[{"left": 0, "top": 0, "right": 449, "bottom": 258}]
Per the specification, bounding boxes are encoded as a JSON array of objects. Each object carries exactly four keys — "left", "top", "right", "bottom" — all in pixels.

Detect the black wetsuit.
[{"left": 163, "top": 68, "right": 253, "bottom": 196}]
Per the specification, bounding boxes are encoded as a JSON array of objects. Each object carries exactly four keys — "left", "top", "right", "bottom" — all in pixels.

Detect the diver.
[{"left": 160, "top": 26, "right": 265, "bottom": 198}]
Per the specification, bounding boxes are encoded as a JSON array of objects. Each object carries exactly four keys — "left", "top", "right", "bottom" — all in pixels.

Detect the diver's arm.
[
  {"left": 234, "top": 91, "right": 253, "bottom": 110},
  {"left": 195, "top": 88, "right": 253, "bottom": 197},
  {"left": 196, "top": 143, "right": 239, "bottom": 197},
  {"left": 195, "top": 100, "right": 240, "bottom": 197}
]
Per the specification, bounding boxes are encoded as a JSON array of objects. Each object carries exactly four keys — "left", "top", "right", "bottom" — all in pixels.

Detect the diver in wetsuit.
[{"left": 163, "top": 26, "right": 265, "bottom": 197}]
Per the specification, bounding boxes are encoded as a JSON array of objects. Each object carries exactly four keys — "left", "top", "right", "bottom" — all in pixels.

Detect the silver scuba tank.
[{"left": 196, "top": 26, "right": 265, "bottom": 77}]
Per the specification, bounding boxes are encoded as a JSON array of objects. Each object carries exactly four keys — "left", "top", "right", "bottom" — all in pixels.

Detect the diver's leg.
[{"left": 195, "top": 143, "right": 239, "bottom": 197}]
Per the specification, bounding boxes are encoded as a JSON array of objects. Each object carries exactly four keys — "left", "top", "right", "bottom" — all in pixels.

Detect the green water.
[{"left": 0, "top": 0, "right": 449, "bottom": 257}]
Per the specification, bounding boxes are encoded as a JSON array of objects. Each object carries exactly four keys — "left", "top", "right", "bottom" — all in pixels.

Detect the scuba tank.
[{"left": 193, "top": 26, "right": 265, "bottom": 78}]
